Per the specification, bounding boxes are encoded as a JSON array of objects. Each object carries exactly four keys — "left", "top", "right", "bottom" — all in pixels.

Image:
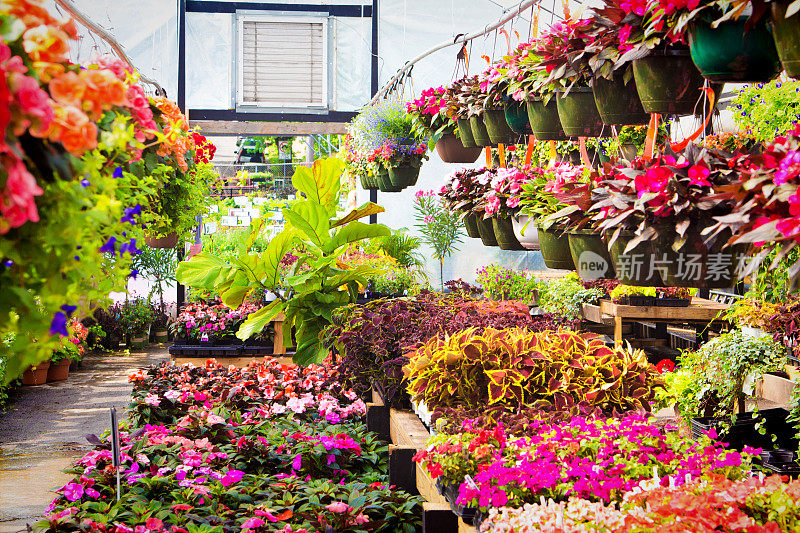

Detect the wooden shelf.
[{"left": 599, "top": 297, "right": 728, "bottom": 321}]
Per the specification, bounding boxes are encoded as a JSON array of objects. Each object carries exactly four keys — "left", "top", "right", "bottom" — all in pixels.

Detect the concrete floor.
[{"left": 0, "top": 347, "right": 169, "bottom": 533}]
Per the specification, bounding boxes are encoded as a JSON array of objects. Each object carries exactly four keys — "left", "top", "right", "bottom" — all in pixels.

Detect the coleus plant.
[
  {"left": 176, "top": 158, "right": 391, "bottom": 365},
  {"left": 443, "top": 75, "right": 485, "bottom": 119},
  {"left": 403, "top": 327, "right": 663, "bottom": 423}
]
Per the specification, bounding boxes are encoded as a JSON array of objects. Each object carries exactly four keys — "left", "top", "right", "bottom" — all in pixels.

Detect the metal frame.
[{"left": 236, "top": 13, "right": 330, "bottom": 110}]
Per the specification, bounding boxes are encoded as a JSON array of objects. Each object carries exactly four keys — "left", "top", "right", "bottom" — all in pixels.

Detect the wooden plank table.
[{"left": 599, "top": 297, "right": 730, "bottom": 346}]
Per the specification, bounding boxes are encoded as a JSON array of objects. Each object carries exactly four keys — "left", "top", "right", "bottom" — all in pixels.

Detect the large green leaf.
[
  {"left": 331, "top": 202, "right": 385, "bottom": 228},
  {"left": 236, "top": 301, "right": 286, "bottom": 340},
  {"left": 258, "top": 229, "right": 299, "bottom": 289},
  {"left": 176, "top": 253, "right": 230, "bottom": 290},
  {"left": 327, "top": 222, "right": 391, "bottom": 253},
  {"left": 283, "top": 202, "right": 331, "bottom": 248},
  {"left": 291, "top": 158, "right": 343, "bottom": 208}
]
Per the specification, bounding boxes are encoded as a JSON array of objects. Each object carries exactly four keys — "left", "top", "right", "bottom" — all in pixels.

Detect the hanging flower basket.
[
  {"left": 477, "top": 216, "right": 499, "bottom": 247},
  {"left": 526, "top": 98, "right": 570, "bottom": 141},
  {"left": 388, "top": 165, "right": 420, "bottom": 188},
  {"left": 771, "top": 2, "right": 800, "bottom": 78},
  {"left": 568, "top": 229, "right": 616, "bottom": 280},
  {"left": 377, "top": 172, "right": 404, "bottom": 192},
  {"left": 633, "top": 47, "right": 713, "bottom": 115},
  {"left": 360, "top": 173, "right": 378, "bottom": 190},
  {"left": 688, "top": 19, "right": 780, "bottom": 83},
  {"left": 492, "top": 216, "right": 526, "bottom": 250},
  {"left": 556, "top": 88, "right": 608, "bottom": 138},
  {"left": 592, "top": 73, "right": 650, "bottom": 126},
  {"left": 504, "top": 99, "right": 532, "bottom": 135},
  {"left": 469, "top": 115, "right": 492, "bottom": 147},
  {"left": 463, "top": 211, "right": 481, "bottom": 239},
  {"left": 655, "top": 232, "right": 744, "bottom": 289},
  {"left": 146, "top": 232, "right": 179, "bottom": 249},
  {"left": 512, "top": 214, "right": 540, "bottom": 250},
  {"left": 456, "top": 118, "right": 479, "bottom": 148},
  {"left": 605, "top": 230, "right": 663, "bottom": 286},
  {"left": 435, "top": 133, "right": 482, "bottom": 163},
  {"left": 483, "top": 107, "right": 519, "bottom": 145},
  {"left": 537, "top": 224, "right": 575, "bottom": 270}
]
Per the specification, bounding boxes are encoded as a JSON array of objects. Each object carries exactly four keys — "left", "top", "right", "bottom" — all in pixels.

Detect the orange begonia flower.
[
  {"left": 51, "top": 105, "right": 98, "bottom": 155},
  {"left": 22, "top": 25, "right": 70, "bottom": 63},
  {"left": 49, "top": 71, "right": 85, "bottom": 106}
]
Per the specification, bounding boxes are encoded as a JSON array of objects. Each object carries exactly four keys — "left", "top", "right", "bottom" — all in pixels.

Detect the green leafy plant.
[
  {"left": 130, "top": 246, "right": 177, "bottom": 310},
  {"left": 413, "top": 190, "right": 463, "bottom": 289},
  {"left": 176, "top": 158, "right": 391, "bottom": 365},
  {"left": 732, "top": 79, "right": 800, "bottom": 144},
  {"left": 610, "top": 285, "right": 657, "bottom": 303},
  {"left": 476, "top": 264, "right": 539, "bottom": 304},
  {"left": 118, "top": 298, "right": 156, "bottom": 337}
]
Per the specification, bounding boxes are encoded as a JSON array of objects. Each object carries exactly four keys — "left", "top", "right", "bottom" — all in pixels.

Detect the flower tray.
[
  {"left": 627, "top": 295, "right": 657, "bottom": 306},
  {"left": 242, "top": 345, "right": 275, "bottom": 357},
  {"left": 691, "top": 408, "right": 795, "bottom": 451},
  {"left": 656, "top": 298, "right": 691, "bottom": 307},
  {"left": 168, "top": 345, "right": 243, "bottom": 357},
  {"left": 444, "top": 484, "right": 479, "bottom": 522},
  {"left": 762, "top": 462, "right": 800, "bottom": 478}
]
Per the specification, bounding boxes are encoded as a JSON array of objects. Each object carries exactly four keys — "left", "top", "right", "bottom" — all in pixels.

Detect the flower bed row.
[{"left": 42, "top": 358, "right": 423, "bottom": 532}]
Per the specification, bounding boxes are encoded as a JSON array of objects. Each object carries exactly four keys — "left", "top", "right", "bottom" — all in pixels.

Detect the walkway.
[{"left": 0, "top": 347, "right": 169, "bottom": 533}]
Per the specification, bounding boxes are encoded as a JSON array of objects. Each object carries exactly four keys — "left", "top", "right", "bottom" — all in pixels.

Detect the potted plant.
[
  {"left": 92, "top": 305, "right": 125, "bottom": 351},
  {"left": 440, "top": 167, "right": 495, "bottom": 240},
  {"left": 150, "top": 305, "right": 171, "bottom": 343},
  {"left": 21, "top": 360, "right": 50, "bottom": 386},
  {"left": 495, "top": 41, "right": 536, "bottom": 135},
  {"left": 455, "top": 76, "right": 493, "bottom": 147},
  {"left": 536, "top": 18, "right": 609, "bottom": 138},
  {"left": 408, "top": 85, "right": 482, "bottom": 163},
  {"left": 770, "top": 0, "right": 800, "bottom": 77},
  {"left": 650, "top": 0, "right": 780, "bottom": 83},
  {"left": 120, "top": 298, "right": 155, "bottom": 349},
  {"left": 477, "top": 64, "right": 522, "bottom": 145},
  {"left": 610, "top": 284, "right": 657, "bottom": 306},
  {"left": 584, "top": 0, "right": 652, "bottom": 126},
  {"left": 724, "top": 298, "right": 779, "bottom": 337},
  {"left": 481, "top": 166, "right": 537, "bottom": 251},
  {"left": 414, "top": 190, "right": 464, "bottom": 289},
  {"left": 655, "top": 286, "right": 696, "bottom": 306},
  {"left": 444, "top": 77, "right": 481, "bottom": 148},
  {"left": 616, "top": 124, "right": 670, "bottom": 161}
]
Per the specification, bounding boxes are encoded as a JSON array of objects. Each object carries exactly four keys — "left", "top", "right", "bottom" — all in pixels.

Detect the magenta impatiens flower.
[
  {"left": 220, "top": 469, "right": 245, "bottom": 487},
  {"left": 61, "top": 482, "right": 84, "bottom": 502}
]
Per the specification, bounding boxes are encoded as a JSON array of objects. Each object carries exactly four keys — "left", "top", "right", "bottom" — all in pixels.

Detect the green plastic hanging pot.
[
  {"left": 360, "top": 174, "right": 377, "bottom": 190},
  {"left": 463, "top": 211, "right": 481, "bottom": 239},
  {"left": 484, "top": 107, "right": 520, "bottom": 145},
  {"left": 435, "top": 133, "right": 482, "bottom": 163},
  {"left": 388, "top": 165, "right": 420, "bottom": 188},
  {"left": 568, "top": 229, "right": 616, "bottom": 280},
  {"left": 377, "top": 172, "right": 403, "bottom": 192},
  {"left": 771, "top": 2, "right": 800, "bottom": 78},
  {"left": 477, "top": 216, "right": 499, "bottom": 247},
  {"left": 633, "top": 47, "right": 715, "bottom": 115},
  {"left": 469, "top": 115, "right": 492, "bottom": 147},
  {"left": 526, "top": 97, "right": 570, "bottom": 141},
  {"left": 457, "top": 118, "right": 478, "bottom": 147},
  {"left": 493, "top": 217, "right": 526, "bottom": 250},
  {"left": 688, "top": 19, "right": 780, "bottom": 82},
  {"left": 556, "top": 87, "right": 608, "bottom": 138},
  {"left": 605, "top": 230, "right": 663, "bottom": 286},
  {"left": 537, "top": 224, "right": 575, "bottom": 270},
  {"left": 656, "top": 228, "right": 743, "bottom": 289},
  {"left": 592, "top": 72, "right": 650, "bottom": 126},
  {"left": 504, "top": 99, "right": 532, "bottom": 134}
]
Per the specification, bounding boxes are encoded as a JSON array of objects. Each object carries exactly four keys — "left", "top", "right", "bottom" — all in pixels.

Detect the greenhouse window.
[{"left": 237, "top": 15, "right": 329, "bottom": 109}]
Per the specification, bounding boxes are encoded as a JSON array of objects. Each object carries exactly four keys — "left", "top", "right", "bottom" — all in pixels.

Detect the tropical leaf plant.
[{"left": 177, "top": 157, "right": 391, "bottom": 365}]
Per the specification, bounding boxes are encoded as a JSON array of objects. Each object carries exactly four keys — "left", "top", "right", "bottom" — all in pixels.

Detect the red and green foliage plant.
[{"left": 404, "top": 328, "right": 662, "bottom": 426}]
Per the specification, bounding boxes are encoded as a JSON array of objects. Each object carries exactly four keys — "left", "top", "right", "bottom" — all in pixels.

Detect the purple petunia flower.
[
  {"left": 49, "top": 312, "right": 69, "bottom": 336},
  {"left": 80, "top": 179, "right": 90, "bottom": 187},
  {"left": 99, "top": 237, "right": 116, "bottom": 254},
  {"left": 113, "top": 167, "right": 123, "bottom": 179}
]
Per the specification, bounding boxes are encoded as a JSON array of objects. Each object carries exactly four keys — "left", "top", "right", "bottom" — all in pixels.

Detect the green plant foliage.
[
  {"left": 118, "top": 298, "right": 156, "bottom": 336},
  {"left": 177, "top": 158, "right": 391, "bottom": 365},
  {"left": 130, "top": 246, "right": 177, "bottom": 309},
  {"left": 404, "top": 327, "right": 663, "bottom": 424},
  {"left": 675, "top": 330, "right": 787, "bottom": 427},
  {"left": 475, "top": 264, "right": 539, "bottom": 304},
  {"left": 413, "top": 191, "right": 463, "bottom": 289},
  {"left": 732, "top": 79, "right": 800, "bottom": 143}
]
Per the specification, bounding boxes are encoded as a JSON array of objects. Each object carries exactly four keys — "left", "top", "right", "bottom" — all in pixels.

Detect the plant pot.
[
  {"left": 512, "top": 214, "right": 540, "bottom": 250},
  {"left": 359, "top": 173, "right": 378, "bottom": 190},
  {"left": 146, "top": 232, "right": 179, "bottom": 249},
  {"left": 556, "top": 87, "right": 608, "bottom": 137},
  {"left": 526, "top": 97, "right": 570, "bottom": 141},
  {"left": 457, "top": 118, "right": 478, "bottom": 147},
  {"left": 605, "top": 230, "right": 663, "bottom": 286},
  {"left": 377, "top": 172, "right": 403, "bottom": 192},
  {"left": 633, "top": 47, "right": 716, "bottom": 115},
  {"left": 483, "top": 107, "right": 520, "bottom": 145},
  {"left": 620, "top": 143, "right": 639, "bottom": 161},
  {"left": 463, "top": 211, "right": 481, "bottom": 239},
  {"left": 742, "top": 326, "right": 769, "bottom": 339},
  {"left": 469, "top": 115, "right": 492, "bottom": 147},
  {"left": 152, "top": 329, "right": 169, "bottom": 343},
  {"left": 656, "top": 297, "right": 691, "bottom": 307},
  {"left": 568, "top": 229, "right": 616, "bottom": 280},
  {"left": 688, "top": 19, "right": 780, "bottom": 82},
  {"left": 537, "top": 224, "right": 575, "bottom": 270},
  {"left": 492, "top": 216, "right": 526, "bottom": 250},
  {"left": 504, "top": 99, "right": 532, "bottom": 134},
  {"left": 656, "top": 231, "right": 742, "bottom": 289},
  {"left": 129, "top": 334, "right": 149, "bottom": 349},
  {"left": 592, "top": 73, "right": 650, "bottom": 126},
  {"left": 47, "top": 359, "right": 71, "bottom": 382},
  {"left": 21, "top": 361, "right": 50, "bottom": 386},
  {"left": 435, "top": 133, "right": 482, "bottom": 163},
  {"left": 388, "top": 165, "right": 420, "bottom": 188},
  {"left": 477, "top": 216, "right": 499, "bottom": 247},
  {"left": 771, "top": 2, "right": 800, "bottom": 78}
]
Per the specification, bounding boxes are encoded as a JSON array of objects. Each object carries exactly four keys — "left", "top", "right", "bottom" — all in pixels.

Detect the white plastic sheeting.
[{"left": 186, "top": 13, "right": 233, "bottom": 109}]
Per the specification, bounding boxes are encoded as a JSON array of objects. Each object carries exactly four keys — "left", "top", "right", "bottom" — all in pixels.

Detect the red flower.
[{"left": 655, "top": 359, "right": 676, "bottom": 374}]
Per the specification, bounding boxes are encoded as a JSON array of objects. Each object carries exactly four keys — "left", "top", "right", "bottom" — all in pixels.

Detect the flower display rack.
[{"left": 366, "top": 388, "right": 476, "bottom": 533}]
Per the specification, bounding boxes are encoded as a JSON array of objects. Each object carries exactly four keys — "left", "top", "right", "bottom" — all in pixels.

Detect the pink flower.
[
  {"left": 687, "top": 164, "right": 711, "bottom": 187},
  {"left": 242, "top": 517, "right": 265, "bottom": 531},
  {"left": 507, "top": 196, "right": 520, "bottom": 209},
  {"left": 206, "top": 413, "right": 225, "bottom": 425},
  {"left": 292, "top": 453, "right": 302, "bottom": 471},
  {"left": 325, "top": 501, "right": 351, "bottom": 513},
  {"left": 144, "top": 394, "right": 160, "bottom": 406},
  {"left": 220, "top": 469, "right": 245, "bottom": 487},
  {"left": 61, "top": 482, "right": 84, "bottom": 502}
]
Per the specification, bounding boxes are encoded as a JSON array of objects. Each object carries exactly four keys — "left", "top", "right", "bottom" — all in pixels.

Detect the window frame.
[{"left": 235, "top": 13, "right": 330, "bottom": 110}]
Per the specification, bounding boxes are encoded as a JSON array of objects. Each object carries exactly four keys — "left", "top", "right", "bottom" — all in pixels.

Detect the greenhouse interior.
[{"left": 7, "top": 0, "right": 800, "bottom": 531}]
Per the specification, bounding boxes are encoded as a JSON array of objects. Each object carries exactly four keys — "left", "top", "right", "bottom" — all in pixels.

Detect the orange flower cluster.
[{"left": 153, "top": 96, "right": 191, "bottom": 172}]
